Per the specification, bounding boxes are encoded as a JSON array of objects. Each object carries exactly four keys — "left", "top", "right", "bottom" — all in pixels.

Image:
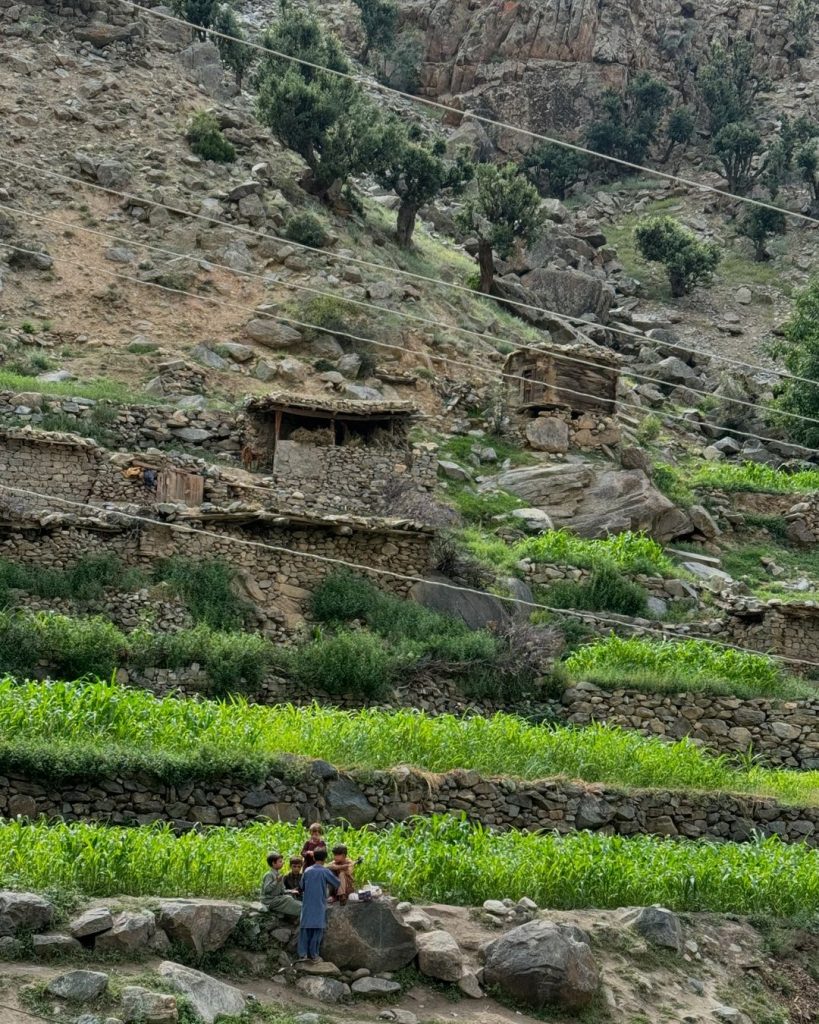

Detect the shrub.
[
  {"left": 451, "top": 488, "right": 524, "bottom": 525},
  {"left": 770, "top": 279, "right": 819, "bottom": 447},
  {"left": 0, "top": 611, "right": 125, "bottom": 679},
  {"left": 712, "top": 121, "right": 762, "bottom": 194},
  {"left": 545, "top": 566, "right": 649, "bottom": 617},
  {"left": 310, "top": 572, "right": 377, "bottom": 623},
  {"left": 524, "top": 142, "right": 587, "bottom": 199},
  {"left": 285, "top": 212, "right": 329, "bottom": 249},
  {"left": 156, "top": 557, "right": 249, "bottom": 630},
  {"left": 634, "top": 216, "right": 721, "bottom": 297},
  {"left": 284, "top": 629, "right": 404, "bottom": 697},
  {"left": 185, "top": 111, "right": 236, "bottom": 163}
]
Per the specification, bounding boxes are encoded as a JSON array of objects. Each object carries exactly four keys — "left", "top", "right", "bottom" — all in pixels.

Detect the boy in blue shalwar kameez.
[{"left": 297, "top": 847, "right": 340, "bottom": 962}]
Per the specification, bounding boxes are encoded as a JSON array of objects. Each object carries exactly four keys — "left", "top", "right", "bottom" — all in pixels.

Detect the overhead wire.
[
  {"left": 117, "top": 0, "right": 819, "bottom": 230},
  {"left": 2, "top": 236, "right": 817, "bottom": 452},
  {"left": 1, "top": 152, "right": 811, "bottom": 387},
  {"left": 6, "top": 196, "right": 819, "bottom": 431},
  {"left": 3, "top": 480, "right": 819, "bottom": 670}
]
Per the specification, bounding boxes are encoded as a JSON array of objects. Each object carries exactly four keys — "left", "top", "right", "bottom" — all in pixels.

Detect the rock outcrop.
[{"left": 321, "top": 901, "right": 418, "bottom": 972}]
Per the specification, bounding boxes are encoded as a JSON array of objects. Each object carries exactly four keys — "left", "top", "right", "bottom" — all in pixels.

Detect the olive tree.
[
  {"left": 770, "top": 279, "right": 819, "bottom": 446},
  {"left": 213, "top": 4, "right": 252, "bottom": 88}
]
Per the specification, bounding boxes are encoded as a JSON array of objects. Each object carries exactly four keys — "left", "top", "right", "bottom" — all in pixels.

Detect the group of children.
[{"left": 260, "top": 823, "right": 362, "bottom": 963}]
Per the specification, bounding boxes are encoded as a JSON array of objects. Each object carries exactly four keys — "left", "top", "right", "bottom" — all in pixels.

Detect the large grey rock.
[
  {"left": 620, "top": 906, "right": 682, "bottom": 952},
  {"left": 122, "top": 986, "right": 178, "bottom": 1024},
  {"left": 680, "top": 561, "right": 735, "bottom": 589},
  {"left": 351, "top": 976, "right": 401, "bottom": 995},
  {"left": 296, "top": 976, "right": 351, "bottom": 1003},
  {"left": 324, "top": 778, "right": 377, "bottom": 827},
  {"left": 157, "top": 899, "right": 242, "bottom": 955},
  {"left": 33, "top": 933, "right": 82, "bottom": 955},
  {"left": 157, "top": 961, "right": 245, "bottom": 1024},
  {"left": 217, "top": 342, "right": 255, "bottom": 363},
  {"left": 95, "top": 911, "right": 155, "bottom": 953},
  {"left": 649, "top": 356, "right": 699, "bottom": 386},
  {"left": 0, "top": 891, "right": 53, "bottom": 936},
  {"left": 95, "top": 160, "right": 130, "bottom": 191},
  {"left": 321, "top": 901, "right": 418, "bottom": 972},
  {"left": 410, "top": 571, "right": 510, "bottom": 629},
  {"left": 416, "top": 930, "right": 464, "bottom": 982},
  {"left": 244, "top": 318, "right": 303, "bottom": 347},
  {"left": 69, "top": 908, "right": 113, "bottom": 939},
  {"left": 688, "top": 504, "right": 720, "bottom": 539},
  {"left": 483, "top": 919, "right": 599, "bottom": 1011},
  {"left": 519, "top": 267, "right": 613, "bottom": 321},
  {"left": 485, "top": 465, "right": 691, "bottom": 542},
  {"left": 191, "top": 344, "right": 229, "bottom": 370},
  {"left": 525, "top": 416, "right": 569, "bottom": 453},
  {"left": 46, "top": 971, "right": 109, "bottom": 1002},
  {"left": 510, "top": 507, "right": 554, "bottom": 532}
]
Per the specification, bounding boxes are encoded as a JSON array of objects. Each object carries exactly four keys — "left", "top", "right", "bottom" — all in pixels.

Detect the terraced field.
[{"left": 3, "top": 678, "right": 819, "bottom": 804}]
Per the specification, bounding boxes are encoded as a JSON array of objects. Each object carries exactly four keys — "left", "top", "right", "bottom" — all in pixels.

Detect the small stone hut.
[{"left": 504, "top": 343, "right": 619, "bottom": 415}]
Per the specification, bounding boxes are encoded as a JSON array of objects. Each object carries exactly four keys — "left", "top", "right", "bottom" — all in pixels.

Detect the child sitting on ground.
[
  {"left": 328, "top": 844, "right": 362, "bottom": 904},
  {"left": 283, "top": 856, "right": 304, "bottom": 893}
]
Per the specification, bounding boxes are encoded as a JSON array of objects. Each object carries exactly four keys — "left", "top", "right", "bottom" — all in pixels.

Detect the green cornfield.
[
  {"left": 1, "top": 816, "right": 818, "bottom": 916},
  {"left": 564, "top": 634, "right": 814, "bottom": 699},
  {"left": 2, "top": 678, "right": 818, "bottom": 804}
]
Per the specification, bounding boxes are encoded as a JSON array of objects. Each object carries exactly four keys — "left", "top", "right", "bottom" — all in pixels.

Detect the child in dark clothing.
[{"left": 283, "top": 856, "right": 304, "bottom": 892}]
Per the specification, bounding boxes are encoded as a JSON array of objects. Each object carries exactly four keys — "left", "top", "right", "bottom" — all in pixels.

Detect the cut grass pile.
[
  {"left": 461, "top": 528, "right": 675, "bottom": 576},
  {"left": 2, "top": 816, "right": 818, "bottom": 916},
  {"left": 2, "top": 679, "right": 818, "bottom": 804},
  {"left": 565, "top": 634, "right": 814, "bottom": 700}
]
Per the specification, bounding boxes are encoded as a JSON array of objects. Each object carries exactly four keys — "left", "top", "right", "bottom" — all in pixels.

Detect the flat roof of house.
[{"left": 246, "top": 390, "right": 419, "bottom": 419}]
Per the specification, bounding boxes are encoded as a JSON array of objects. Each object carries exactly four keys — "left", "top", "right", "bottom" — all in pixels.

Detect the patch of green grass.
[
  {"left": 544, "top": 567, "right": 649, "bottom": 617},
  {"left": 438, "top": 434, "right": 534, "bottom": 467},
  {"left": 564, "top": 634, "right": 814, "bottom": 700},
  {"left": 448, "top": 485, "right": 526, "bottom": 525},
  {"left": 0, "top": 370, "right": 161, "bottom": 404},
  {"left": 4, "top": 816, "right": 819, "bottom": 918},
  {"left": 127, "top": 341, "right": 160, "bottom": 355},
  {"left": 691, "top": 460, "right": 819, "bottom": 494}
]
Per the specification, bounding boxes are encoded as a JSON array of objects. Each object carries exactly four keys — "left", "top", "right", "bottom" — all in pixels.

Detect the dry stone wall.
[
  {"left": 3, "top": 760, "right": 817, "bottom": 846},
  {"left": 562, "top": 684, "right": 819, "bottom": 770}
]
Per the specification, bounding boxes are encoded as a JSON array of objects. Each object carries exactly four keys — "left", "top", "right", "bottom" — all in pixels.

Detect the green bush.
[
  {"left": 451, "top": 488, "right": 524, "bottom": 525},
  {"left": 545, "top": 566, "right": 649, "bottom": 617},
  {"left": 0, "top": 554, "right": 138, "bottom": 606},
  {"left": 284, "top": 629, "right": 405, "bottom": 697},
  {"left": 185, "top": 111, "right": 236, "bottom": 163},
  {"left": 285, "top": 211, "right": 329, "bottom": 249},
  {"left": 634, "top": 215, "right": 721, "bottom": 297},
  {"left": 156, "top": 557, "right": 249, "bottom": 630}
]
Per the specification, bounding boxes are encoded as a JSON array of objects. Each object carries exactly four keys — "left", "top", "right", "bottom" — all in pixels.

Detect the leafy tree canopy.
[{"left": 634, "top": 215, "right": 721, "bottom": 298}]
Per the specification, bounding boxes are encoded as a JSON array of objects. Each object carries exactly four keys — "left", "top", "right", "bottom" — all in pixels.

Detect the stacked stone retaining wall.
[{"left": 2, "top": 760, "right": 816, "bottom": 845}]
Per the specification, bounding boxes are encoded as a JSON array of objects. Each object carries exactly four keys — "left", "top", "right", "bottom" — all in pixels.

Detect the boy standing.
[
  {"left": 297, "top": 848, "right": 340, "bottom": 962},
  {"left": 260, "top": 852, "right": 301, "bottom": 919}
]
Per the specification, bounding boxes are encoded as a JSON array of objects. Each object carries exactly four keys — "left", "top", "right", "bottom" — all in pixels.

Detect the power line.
[
  {"left": 2, "top": 156, "right": 811, "bottom": 390},
  {"left": 3, "top": 479, "right": 818, "bottom": 670},
  {"left": 118, "top": 0, "right": 819, "bottom": 231},
  {"left": 7, "top": 198, "right": 819, "bottom": 432},
  {"left": 3, "top": 237, "right": 817, "bottom": 452}
]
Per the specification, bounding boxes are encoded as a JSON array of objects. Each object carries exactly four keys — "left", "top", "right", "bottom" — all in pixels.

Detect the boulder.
[
  {"left": 122, "top": 986, "right": 178, "bottom": 1024},
  {"left": 296, "top": 976, "right": 351, "bottom": 1003},
  {"left": 69, "top": 908, "right": 113, "bottom": 939},
  {"left": 321, "top": 901, "right": 417, "bottom": 972},
  {"left": 46, "top": 970, "right": 109, "bottom": 1002},
  {"left": 416, "top": 930, "right": 464, "bottom": 982},
  {"left": 156, "top": 899, "right": 242, "bottom": 955},
  {"left": 437, "top": 460, "right": 472, "bottom": 482},
  {"left": 509, "top": 507, "right": 554, "bottom": 532},
  {"left": 158, "top": 961, "right": 245, "bottom": 1024},
  {"left": 688, "top": 504, "right": 720, "bottom": 539},
  {"left": 649, "top": 356, "right": 698, "bottom": 386},
  {"left": 525, "top": 416, "right": 569, "bottom": 453},
  {"left": 95, "top": 911, "right": 156, "bottom": 954},
  {"left": 485, "top": 464, "right": 691, "bottom": 542},
  {"left": 483, "top": 919, "right": 599, "bottom": 1011},
  {"left": 619, "top": 447, "right": 654, "bottom": 477},
  {"left": 323, "top": 778, "right": 377, "bottom": 827},
  {"left": 217, "top": 342, "right": 255, "bottom": 363},
  {"left": 410, "top": 571, "right": 510, "bottom": 629},
  {"left": 519, "top": 267, "right": 613, "bottom": 321},
  {"left": 620, "top": 906, "right": 682, "bottom": 952},
  {"left": 244, "top": 319, "right": 303, "bottom": 347},
  {"left": 401, "top": 907, "right": 434, "bottom": 932},
  {"left": 33, "top": 933, "right": 82, "bottom": 955},
  {"left": 458, "top": 972, "right": 484, "bottom": 998},
  {"left": 0, "top": 891, "right": 53, "bottom": 936}
]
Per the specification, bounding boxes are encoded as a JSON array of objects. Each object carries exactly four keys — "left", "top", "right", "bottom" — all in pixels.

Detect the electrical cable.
[
  {"left": 6, "top": 197, "right": 818, "bottom": 430},
  {"left": 3, "top": 237, "right": 817, "bottom": 452},
  {"left": 2, "top": 479, "right": 818, "bottom": 669},
  {"left": 1, "top": 149, "right": 814, "bottom": 389}
]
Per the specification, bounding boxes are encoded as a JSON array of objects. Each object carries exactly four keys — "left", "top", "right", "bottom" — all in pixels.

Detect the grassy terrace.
[
  {"left": 564, "top": 635, "right": 816, "bottom": 700},
  {"left": 3, "top": 680, "right": 818, "bottom": 805},
  {"left": 2, "top": 817, "right": 818, "bottom": 916}
]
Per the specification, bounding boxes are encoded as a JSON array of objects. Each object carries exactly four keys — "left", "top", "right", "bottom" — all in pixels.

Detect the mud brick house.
[{"left": 242, "top": 391, "right": 438, "bottom": 515}]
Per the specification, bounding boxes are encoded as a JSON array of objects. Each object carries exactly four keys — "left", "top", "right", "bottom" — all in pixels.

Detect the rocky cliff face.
[{"left": 397, "top": 0, "right": 790, "bottom": 149}]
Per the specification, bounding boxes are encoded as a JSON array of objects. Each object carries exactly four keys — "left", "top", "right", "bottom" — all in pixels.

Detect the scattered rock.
[
  {"left": 122, "top": 986, "right": 178, "bottom": 1024},
  {"left": 525, "top": 416, "right": 570, "bottom": 453},
  {"left": 244, "top": 319, "right": 303, "bottom": 347},
  {"left": 483, "top": 919, "right": 600, "bottom": 1010},
  {"left": 295, "top": 976, "right": 351, "bottom": 1003},
  {"left": 437, "top": 460, "right": 472, "bottom": 481},
  {"left": 620, "top": 906, "right": 682, "bottom": 952},
  {"left": 157, "top": 899, "right": 242, "bottom": 955},
  {"left": 351, "top": 976, "right": 402, "bottom": 995},
  {"left": 401, "top": 907, "right": 434, "bottom": 932},
  {"left": 46, "top": 971, "right": 109, "bottom": 1002},
  {"left": 416, "top": 930, "right": 465, "bottom": 982},
  {"left": 217, "top": 342, "right": 255, "bottom": 363},
  {"left": 509, "top": 507, "right": 554, "bottom": 532},
  {"left": 457, "top": 972, "right": 484, "bottom": 999},
  {"left": 158, "top": 961, "right": 245, "bottom": 1024},
  {"left": 735, "top": 287, "right": 752, "bottom": 304},
  {"left": 410, "top": 571, "right": 509, "bottom": 630},
  {"left": 95, "top": 911, "right": 156, "bottom": 954},
  {"left": 0, "top": 890, "right": 53, "bottom": 936},
  {"left": 33, "top": 933, "right": 83, "bottom": 955}
]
